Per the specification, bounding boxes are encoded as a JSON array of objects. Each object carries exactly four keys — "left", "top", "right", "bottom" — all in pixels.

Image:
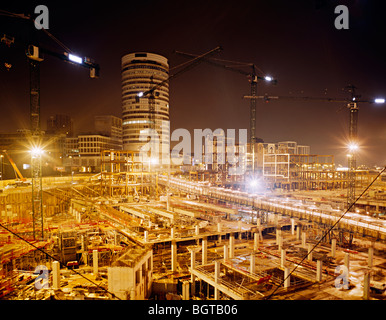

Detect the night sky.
[{"left": 0, "top": 0, "right": 385, "bottom": 166}]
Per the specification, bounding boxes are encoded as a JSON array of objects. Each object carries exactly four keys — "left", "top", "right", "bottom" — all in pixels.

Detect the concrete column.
[
  {"left": 171, "top": 241, "right": 177, "bottom": 271},
  {"left": 250, "top": 254, "right": 255, "bottom": 274},
  {"left": 363, "top": 270, "right": 371, "bottom": 300},
  {"left": 52, "top": 261, "right": 60, "bottom": 290},
  {"left": 284, "top": 267, "right": 290, "bottom": 289},
  {"left": 274, "top": 214, "right": 278, "bottom": 226},
  {"left": 214, "top": 260, "right": 220, "bottom": 300},
  {"left": 144, "top": 230, "right": 148, "bottom": 242},
  {"left": 217, "top": 222, "right": 222, "bottom": 233},
  {"left": 195, "top": 225, "right": 199, "bottom": 235},
  {"left": 296, "top": 226, "right": 301, "bottom": 240},
  {"left": 254, "top": 233, "right": 259, "bottom": 251},
  {"left": 229, "top": 234, "right": 235, "bottom": 259},
  {"left": 223, "top": 244, "right": 229, "bottom": 261},
  {"left": 276, "top": 229, "right": 282, "bottom": 245},
  {"left": 93, "top": 249, "right": 98, "bottom": 275},
  {"left": 368, "top": 246, "right": 374, "bottom": 268},
  {"left": 307, "top": 243, "right": 313, "bottom": 261},
  {"left": 130, "top": 288, "right": 136, "bottom": 300},
  {"left": 171, "top": 227, "right": 175, "bottom": 239},
  {"left": 344, "top": 252, "right": 350, "bottom": 274},
  {"left": 281, "top": 249, "right": 286, "bottom": 268},
  {"left": 190, "top": 249, "right": 196, "bottom": 296},
  {"left": 202, "top": 237, "right": 208, "bottom": 265},
  {"left": 316, "top": 260, "right": 323, "bottom": 282},
  {"left": 182, "top": 281, "right": 190, "bottom": 300},
  {"left": 331, "top": 239, "right": 336, "bottom": 258},
  {"left": 291, "top": 218, "right": 295, "bottom": 235},
  {"left": 302, "top": 232, "right": 307, "bottom": 248}
]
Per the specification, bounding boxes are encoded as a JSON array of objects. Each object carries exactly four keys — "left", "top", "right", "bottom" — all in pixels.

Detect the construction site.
[
  {"left": 0, "top": 148, "right": 385, "bottom": 301},
  {"left": 0, "top": 5, "right": 385, "bottom": 303}
]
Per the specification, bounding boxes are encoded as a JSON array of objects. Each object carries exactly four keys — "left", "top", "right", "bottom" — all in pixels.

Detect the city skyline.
[{"left": 0, "top": 1, "right": 385, "bottom": 166}]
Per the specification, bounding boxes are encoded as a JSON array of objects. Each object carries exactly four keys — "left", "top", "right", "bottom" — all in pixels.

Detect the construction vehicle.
[{"left": 2, "top": 150, "right": 31, "bottom": 187}]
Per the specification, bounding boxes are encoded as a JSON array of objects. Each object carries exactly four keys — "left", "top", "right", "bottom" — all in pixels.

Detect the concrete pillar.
[
  {"left": 368, "top": 246, "right": 374, "bottom": 268},
  {"left": 274, "top": 214, "right": 278, "bottom": 226},
  {"left": 52, "top": 261, "right": 60, "bottom": 290},
  {"left": 331, "top": 239, "right": 336, "bottom": 258},
  {"left": 202, "top": 237, "right": 208, "bottom": 265},
  {"left": 190, "top": 249, "right": 196, "bottom": 296},
  {"left": 130, "top": 288, "right": 136, "bottom": 300},
  {"left": 254, "top": 233, "right": 259, "bottom": 251},
  {"left": 296, "top": 226, "right": 301, "bottom": 240},
  {"left": 291, "top": 218, "right": 295, "bottom": 235},
  {"left": 171, "top": 227, "right": 175, "bottom": 239},
  {"left": 214, "top": 260, "right": 220, "bottom": 300},
  {"left": 217, "top": 222, "right": 222, "bottom": 233},
  {"left": 302, "top": 232, "right": 307, "bottom": 248},
  {"left": 284, "top": 267, "right": 290, "bottom": 289},
  {"left": 281, "top": 249, "right": 286, "bottom": 268},
  {"left": 223, "top": 244, "right": 229, "bottom": 261},
  {"left": 229, "top": 234, "right": 235, "bottom": 259},
  {"left": 182, "top": 281, "right": 190, "bottom": 300},
  {"left": 363, "top": 270, "right": 371, "bottom": 300},
  {"left": 316, "top": 260, "right": 323, "bottom": 282},
  {"left": 344, "top": 252, "right": 350, "bottom": 274},
  {"left": 195, "top": 225, "right": 199, "bottom": 235},
  {"left": 307, "top": 243, "right": 313, "bottom": 261},
  {"left": 93, "top": 249, "right": 98, "bottom": 275},
  {"left": 250, "top": 254, "right": 255, "bottom": 274},
  {"left": 171, "top": 241, "right": 177, "bottom": 271},
  {"left": 276, "top": 229, "right": 282, "bottom": 246},
  {"left": 144, "top": 230, "right": 148, "bottom": 242}
]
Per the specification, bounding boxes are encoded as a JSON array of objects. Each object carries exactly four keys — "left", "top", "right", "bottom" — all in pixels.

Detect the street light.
[{"left": 374, "top": 98, "right": 385, "bottom": 104}]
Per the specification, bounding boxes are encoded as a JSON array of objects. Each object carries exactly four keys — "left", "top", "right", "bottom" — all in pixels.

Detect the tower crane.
[
  {"left": 174, "top": 51, "right": 276, "bottom": 174},
  {"left": 244, "top": 84, "right": 385, "bottom": 209},
  {"left": 1, "top": 10, "right": 99, "bottom": 240}
]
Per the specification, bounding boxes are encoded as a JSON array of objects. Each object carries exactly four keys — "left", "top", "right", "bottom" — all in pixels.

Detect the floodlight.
[
  {"left": 264, "top": 76, "right": 273, "bottom": 82},
  {"left": 68, "top": 54, "right": 83, "bottom": 64},
  {"left": 374, "top": 98, "right": 385, "bottom": 104}
]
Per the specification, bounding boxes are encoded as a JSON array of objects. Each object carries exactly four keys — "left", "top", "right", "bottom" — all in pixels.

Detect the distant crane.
[
  {"left": 174, "top": 51, "right": 276, "bottom": 174},
  {"left": 1, "top": 10, "right": 99, "bottom": 240},
  {"left": 244, "top": 84, "right": 385, "bottom": 209}
]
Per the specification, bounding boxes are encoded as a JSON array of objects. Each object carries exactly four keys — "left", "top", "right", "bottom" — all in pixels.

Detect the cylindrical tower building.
[{"left": 121, "top": 52, "right": 169, "bottom": 157}]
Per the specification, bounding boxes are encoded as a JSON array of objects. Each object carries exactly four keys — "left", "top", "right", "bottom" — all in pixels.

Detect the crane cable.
[{"left": 266, "top": 165, "right": 386, "bottom": 299}]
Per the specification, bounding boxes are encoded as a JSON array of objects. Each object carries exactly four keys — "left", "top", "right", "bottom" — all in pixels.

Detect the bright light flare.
[
  {"left": 374, "top": 98, "right": 385, "bottom": 104},
  {"left": 264, "top": 76, "right": 273, "bottom": 82},
  {"left": 68, "top": 54, "right": 83, "bottom": 64},
  {"left": 137, "top": 92, "right": 144, "bottom": 97},
  {"left": 347, "top": 143, "right": 359, "bottom": 152},
  {"left": 249, "top": 179, "right": 258, "bottom": 188},
  {"left": 30, "top": 146, "right": 44, "bottom": 157}
]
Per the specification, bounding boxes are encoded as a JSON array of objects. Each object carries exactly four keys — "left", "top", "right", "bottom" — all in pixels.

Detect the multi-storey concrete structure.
[{"left": 121, "top": 52, "right": 169, "bottom": 160}]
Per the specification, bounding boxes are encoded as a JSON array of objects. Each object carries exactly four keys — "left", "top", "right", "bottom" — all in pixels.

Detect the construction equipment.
[
  {"left": 2, "top": 150, "right": 27, "bottom": 183},
  {"left": 244, "top": 84, "right": 385, "bottom": 209},
  {"left": 174, "top": 51, "right": 276, "bottom": 174},
  {"left": 1, "top": 10, "right": 99, "bottom": 240}
]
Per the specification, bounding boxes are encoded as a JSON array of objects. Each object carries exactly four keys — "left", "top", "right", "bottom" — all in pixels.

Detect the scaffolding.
[{"left": 100, "top": 150, "right": 157, "bottom": 198}]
